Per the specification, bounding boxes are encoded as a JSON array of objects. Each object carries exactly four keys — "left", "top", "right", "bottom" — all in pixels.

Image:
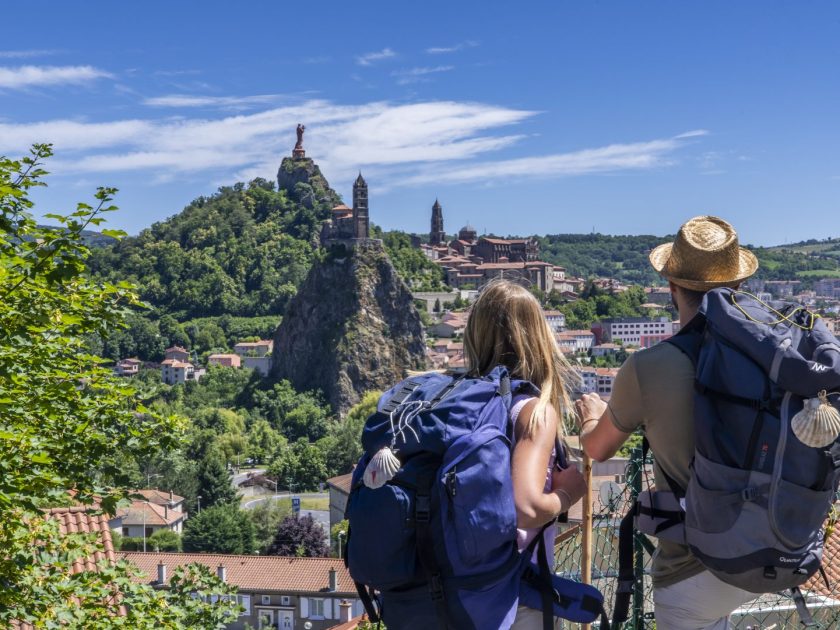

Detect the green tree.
[
  {"left": 148, "top": 528, "right": 182, "bottom": 552},
  {"left": 247, "top": 499, "right": 292, "bottom": 554},
  {"left": 196, "top": 452, "right": 239, "bottom": 509},
  {"left": 267, "top": 439, "right": 328, "bottom": 492},
  {"left": 182, "top": 504, "right": 256, "bottom": 554},
  {"left": 268, "top": 514, "right": 328, "bottom": 557},
  {"left": 247, "top": 419, "right": 286, "bottom": 464},
  {"left": 0, "top": 145, "right": 235, "bottom": 627},
  {"left": 319, "top": 391, "right": 380, "bottom": 477}
]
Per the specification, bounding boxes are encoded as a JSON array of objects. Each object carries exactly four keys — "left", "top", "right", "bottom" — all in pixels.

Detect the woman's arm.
[{"left": 511, "top": 400, "right": 585, "bottom": 529}]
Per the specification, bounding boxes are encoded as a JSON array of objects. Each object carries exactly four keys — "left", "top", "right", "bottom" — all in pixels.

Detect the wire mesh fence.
[{"left": 554, "top": 446, "right": 840, "bottom": 629}]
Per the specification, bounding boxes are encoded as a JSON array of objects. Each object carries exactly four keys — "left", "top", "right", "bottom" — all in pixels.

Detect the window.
[
  {"left": 310, "top": 598, "right": 325, "bottom": 618},
  {"left": 261, "top": 594, "right": 271, "bottom": 605},
  {"left": 239, "top": 595, "right": 251, "bottom": 616},
  {"left": 122, "top": 527, "right": 129, "bottom": 536},
  {"left": 281, "top": 595, "right": 291, "bottom": 606}
]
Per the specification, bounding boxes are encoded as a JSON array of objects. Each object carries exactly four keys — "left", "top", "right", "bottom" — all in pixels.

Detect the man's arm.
[{"left": 576, "top": 394, "right": 632, "bottom": 462}]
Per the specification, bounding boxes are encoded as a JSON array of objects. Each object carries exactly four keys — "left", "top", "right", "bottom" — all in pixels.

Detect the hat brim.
[{"left": 649, "top": 242, "right": 759, "bottom": 291}]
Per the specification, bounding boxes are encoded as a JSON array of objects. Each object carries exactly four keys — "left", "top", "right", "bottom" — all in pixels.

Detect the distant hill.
[
  {"left": 535, "top": 233, "right": 840, "bottom": 285},
  {"left": 536, "top": 233, "right": 671, "bottom": 285},
  {"left": 753, "top": 238, "right": 840, "bottom": 280}
]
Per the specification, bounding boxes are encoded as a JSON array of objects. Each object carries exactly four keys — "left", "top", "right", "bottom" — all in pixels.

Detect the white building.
[
  {"left": 160, "top": 359, "right": 197, "bottom": 385},
  {"left": 556, "top": 330, "right": 595, "bottom": 353},
  {"left": 596, "top": 317, "right": 679, "bottom": 348},
  {"left": 234, "top": 340, "right": 274, "bottom": 376},
  {"left": 543, "top": 310, "right": 567, "bottom": 333}
]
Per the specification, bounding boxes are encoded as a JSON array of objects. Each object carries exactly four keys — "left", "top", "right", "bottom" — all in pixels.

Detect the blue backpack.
[
  {"left": 614, "top": 289, "right": 840, "bottom": 626},
  {"left": 345, "top": 367, "right": 609, "bottom": 630}
]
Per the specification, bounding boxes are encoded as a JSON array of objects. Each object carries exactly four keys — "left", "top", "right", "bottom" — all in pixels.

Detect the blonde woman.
[{"left": 464, "top": 280, "right": 587, "bottom": 629}]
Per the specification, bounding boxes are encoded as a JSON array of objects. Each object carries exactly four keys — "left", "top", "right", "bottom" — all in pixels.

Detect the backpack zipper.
[{"left": 445, "top": 467, "right": 457, "bottom": 498}]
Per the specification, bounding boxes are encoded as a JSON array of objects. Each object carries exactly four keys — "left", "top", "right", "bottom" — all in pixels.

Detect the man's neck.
[{"left": 679, "top": 306, "right": 698, "bottom": 329}]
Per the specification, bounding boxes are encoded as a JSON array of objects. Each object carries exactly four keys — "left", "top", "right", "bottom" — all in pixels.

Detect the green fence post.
[{"left": 630, "top": 445, "right": 645, "bottom": 629}]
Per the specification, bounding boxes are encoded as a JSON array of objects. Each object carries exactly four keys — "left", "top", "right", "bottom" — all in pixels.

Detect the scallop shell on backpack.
[
  {"left": 362, "top": 446, "right": 401, "bottom": 489},
  {"left": 791, "top": 395, "right": 840, "bottom": 448}
]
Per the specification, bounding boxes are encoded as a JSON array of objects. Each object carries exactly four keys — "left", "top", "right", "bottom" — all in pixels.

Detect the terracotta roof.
[
  {"left": 49, "top": 506, "right": 118, "bottom": 570},
  {"left": 475, "top": 262, "right": 527, "bottom": 270},
  {"left": 118, "top": 358, "right": 143, "bottom": 364},
  {"left": 328, "top": 614, "right": 369, "bottom": 630},
  {"left": 327, "top": 472, "right": 353, "bottom": 494},
  {"left": 234, "top": 340, "right": 273, "bottom": 347},
  {"left": 560, "top": 330, "right": 595, "bottom": 337},
  {"left": 12, "top": 507, "right": 124, "bottom": 628},
  {"left": 165, "top": 345, "right": 188, "bottom": 353},
  {"left": 122, "top": 552, "right": 357, "bottom": 595},
  {"left": 116, "top": 501, "right": 185, "bottom": 526},
  {"left": 332, "top": 204, "right": 352, "bottom": 211},
  {"left": 160, "top": 359, "right": 193, "bottom": 368},
  {"left": 133, "top": 489, "right": 185, "bottom": 506},
  {"left": 595, "top": 368, "right": 619, "bottom": 377},
  {"left": 524, "top": 261, "right": 552, "bottom": 267}
]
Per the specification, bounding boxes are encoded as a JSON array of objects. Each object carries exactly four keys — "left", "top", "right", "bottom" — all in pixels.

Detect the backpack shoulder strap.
[{"left": 663, "top": 312, "right": 706, "bottom": 366}]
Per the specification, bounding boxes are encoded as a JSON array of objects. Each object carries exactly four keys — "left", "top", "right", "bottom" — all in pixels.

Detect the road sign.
[{"left": 292, "top": 496, "right": 301, "bottom": 514}]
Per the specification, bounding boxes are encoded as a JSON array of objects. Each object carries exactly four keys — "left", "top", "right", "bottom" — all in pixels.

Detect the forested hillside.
[
  {"left": 88, "top": 176, "right": 444, "bottom": 362},
  {"left": 89, "top": 178, "right": 325, "bottom": 320},
  {"left": 537, "top": 233, "right": 672, "bottom": 285},
  {"left": 536, "top": 233, "right": 840, "bottom": 285}
]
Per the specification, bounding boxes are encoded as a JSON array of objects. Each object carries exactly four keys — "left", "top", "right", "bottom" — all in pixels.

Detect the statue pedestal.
[{"left": 292, "top": 149, "right": 306, "bottom": 159}]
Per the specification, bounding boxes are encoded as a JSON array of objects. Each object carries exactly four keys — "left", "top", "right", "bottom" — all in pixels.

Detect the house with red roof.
[{"left": 124, "top": 552, "right": 363, "bottom": 630}]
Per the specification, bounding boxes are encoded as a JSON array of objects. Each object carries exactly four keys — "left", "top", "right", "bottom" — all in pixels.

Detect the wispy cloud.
[
  {"left": 675, "top": 129, "right": 708, "bottom": 139},
  {"left": 303, "top": 55, "right": 331, "bottom": 64},
  {"left": 0, "top": 99, "right": 704, "bottom": 195},
  {"left": 396, "top": 133, "right": 704, "bottom": 187},
  {"left": 356, "top": 48, "right": 396, "bottom": 66},
  {"left": 426, "top": 40, "right": 479, "bottom": 55},
  {"left": 0, "top": 49, "right": 59, "bottom": 59},
  {"left": 143, "top": 94, "right": 287, "bottom": 110},
  {"left": 0, "top": 65, "right": 111, "bottom": 89},
  {"left": 392, "top": 65, "right": 454, "bottom": 85}
]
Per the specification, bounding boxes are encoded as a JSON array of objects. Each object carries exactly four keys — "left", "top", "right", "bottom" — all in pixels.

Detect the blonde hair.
[{"left": 464, "top": 279, "right": 574, "bottom": 439}]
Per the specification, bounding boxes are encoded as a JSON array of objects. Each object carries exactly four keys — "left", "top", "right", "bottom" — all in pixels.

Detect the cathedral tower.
[
  {"left": 430, "top": 199, "right": 445, "bottom": 245},
  {"left": 353, "top": 173, "right": 369, "bottom": 239}
]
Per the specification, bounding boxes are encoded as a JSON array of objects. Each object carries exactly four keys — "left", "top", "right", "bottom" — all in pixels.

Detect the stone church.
[{"left": 320, "top": 173, "right": 370, "bottom": 243}]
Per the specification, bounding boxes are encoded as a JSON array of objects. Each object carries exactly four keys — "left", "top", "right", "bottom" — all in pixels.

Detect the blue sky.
[{"left": 2, "top": 1, "right": 839, "bottom": 246}]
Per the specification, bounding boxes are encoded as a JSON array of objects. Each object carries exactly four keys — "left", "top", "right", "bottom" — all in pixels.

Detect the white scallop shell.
[
  {"left": 792, "top": 397, "right": 840, "bottom": 448},
  {"left": 362, "top": 447, "right": 401, "bottom": 489}
]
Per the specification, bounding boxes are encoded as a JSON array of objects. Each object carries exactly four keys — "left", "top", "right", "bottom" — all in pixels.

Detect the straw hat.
[{"left": 649, "top": 216, "right": 758, "bottom": 290}]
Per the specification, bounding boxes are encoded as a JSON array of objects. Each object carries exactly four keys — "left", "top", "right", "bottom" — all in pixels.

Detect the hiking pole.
[{"left": 581, "top": 451, "right": 593, "bottom": 630}]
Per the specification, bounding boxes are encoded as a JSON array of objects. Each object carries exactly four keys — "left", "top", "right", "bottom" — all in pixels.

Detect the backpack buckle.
[
  {"left": 616, "top": 578, "right": 635, "bottom": 594},
  {"left": 741, "top": 487, "right": 759, "bottom": 502},
  {"left": 416, "top": 494, "right": 431, "bottom": 523}
]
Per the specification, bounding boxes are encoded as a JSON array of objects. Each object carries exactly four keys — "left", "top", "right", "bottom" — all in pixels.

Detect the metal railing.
[{"left": 554, "top": 446, "right": 840, "bottom": 629}]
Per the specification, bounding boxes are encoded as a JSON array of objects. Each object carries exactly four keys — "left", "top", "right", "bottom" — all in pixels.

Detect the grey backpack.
[{"left": 614, "top": 288, "right": 840, "bottom": 625}]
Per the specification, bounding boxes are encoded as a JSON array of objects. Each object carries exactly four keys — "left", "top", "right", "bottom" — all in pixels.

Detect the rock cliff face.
[
  {"left": 277, "top": 157, "right": 342, "bottom": 210},
  {"left": 272, "top": 240, "right": 427, "bottom": 415}
]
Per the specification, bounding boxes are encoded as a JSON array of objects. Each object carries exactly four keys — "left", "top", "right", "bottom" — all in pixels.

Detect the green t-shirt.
[{"left": 608, "top": 342, "right": 705, "bottom": 588}]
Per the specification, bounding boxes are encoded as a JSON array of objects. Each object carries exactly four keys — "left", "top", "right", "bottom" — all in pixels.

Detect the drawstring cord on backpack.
[
  {"left": 729, "top": 290, "right": 819, "bottom": 331},
  {"left": 388, "top": 400, "right": 427, "bottom": 451}
]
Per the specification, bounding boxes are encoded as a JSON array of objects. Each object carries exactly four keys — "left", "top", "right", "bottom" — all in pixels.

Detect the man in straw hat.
[{"left": 576, "top": 216, "right": 759, "bottom": 629}]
